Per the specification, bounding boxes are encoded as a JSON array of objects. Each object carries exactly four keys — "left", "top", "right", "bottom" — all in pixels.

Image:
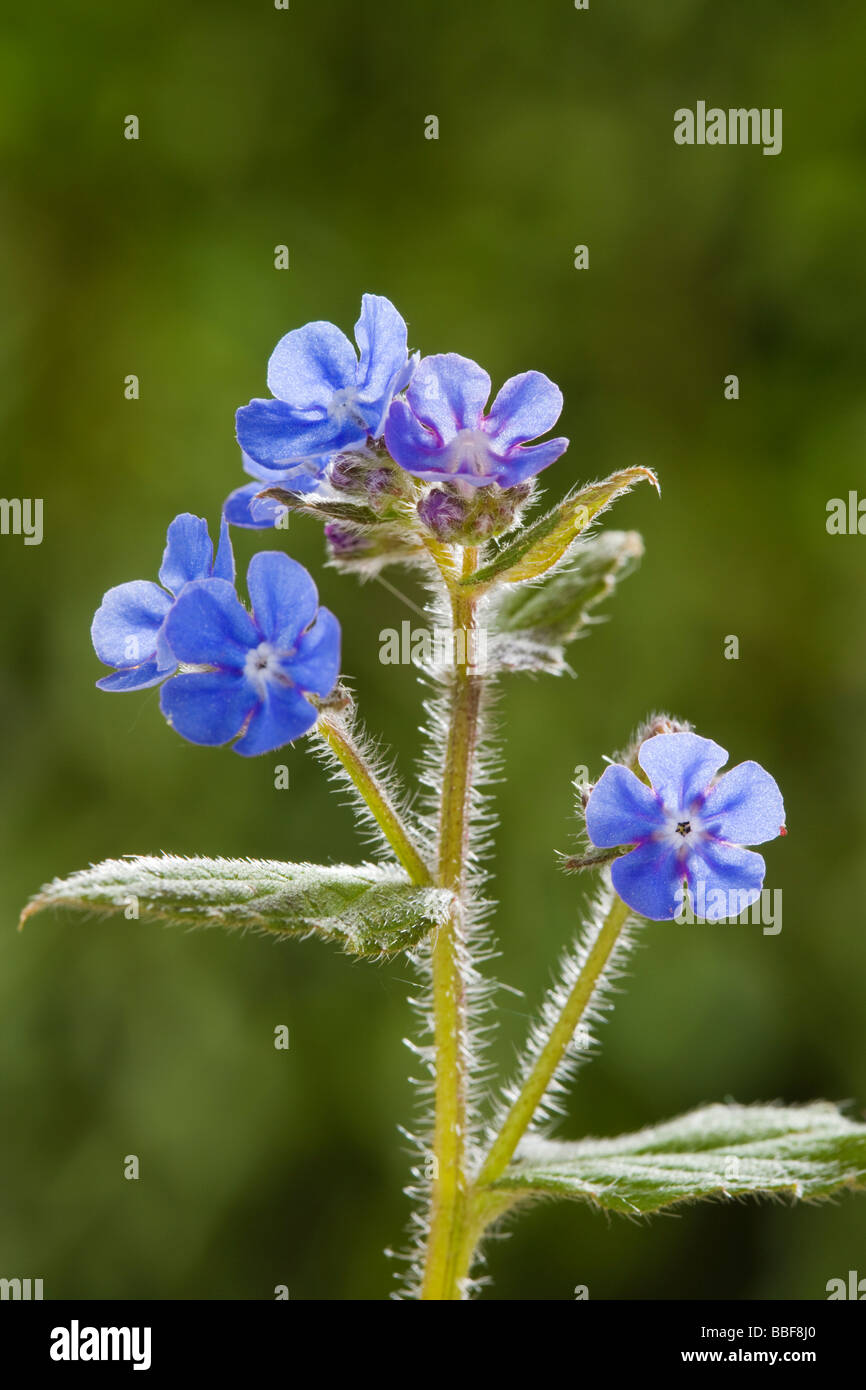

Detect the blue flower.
[
  {"left": 384, "top": 353, "right": 568, "bottom": 488},
  {"left": 223, "top": 451, "right": 324, "bottom": 530},
  {"left": 91, "top": 514, "right": 234, "bottom": 691},
  {"left": 585, "top": 732, "right": 785, "bottom": 921},
  {"left": 159, "top": 551, "right": 341, "bottom": 756},
  {"left": 234, "top": 294, "right": 415, "bottom": 493}
]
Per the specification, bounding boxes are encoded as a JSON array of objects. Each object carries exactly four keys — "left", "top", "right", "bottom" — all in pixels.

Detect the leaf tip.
[{"left": 18, "top": 897, "right": 41, "bottom": 930}]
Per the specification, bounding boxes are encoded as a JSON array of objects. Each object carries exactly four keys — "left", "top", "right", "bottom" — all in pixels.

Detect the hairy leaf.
[
  {"left": 462, "top": 467, "right": 658, "bottom": 590},
  {"left": 20, "top": 856, "right": 453, "bottom": 958},
  {"left": 491, "top": 530, "right": 643, "bottom": 673},
  {"left": 491, "top": 1103, "right": 866, "bottom": 1214}
]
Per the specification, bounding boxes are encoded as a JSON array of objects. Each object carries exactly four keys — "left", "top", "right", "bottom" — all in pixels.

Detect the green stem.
[
  {"left": 437, "top": 891, "right": 633, "bottom": 1296},
  {"left": 316, "top": 717, "right": 433, "bottom": 887},
  {"left": 421, "top": 548, "right": 483, "bottom": 1300},
  {"left": 476, "top": 893, "right": 632, "bottom": 1189}
]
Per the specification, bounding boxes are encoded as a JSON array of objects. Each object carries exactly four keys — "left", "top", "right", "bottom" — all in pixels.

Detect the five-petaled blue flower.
[
  {"left": 91, "top": 513, "right": 234, "bottom": 691},
  {"left": 159, "top": 551, "right": 341, "bottom": 757},
  {"left": 384, "top": 353, "right": 568, "bottom": 488},
  {"left": 585, "top": 732, "right": 785, "bottom": 921},
  {"left": 232, "top": 294, "right": 416, "bottom": 524}
]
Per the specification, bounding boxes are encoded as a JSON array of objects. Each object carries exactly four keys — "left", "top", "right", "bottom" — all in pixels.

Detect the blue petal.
[
  {"left": 155, "top": 624, "right": 176, "bottom": 671},
  {"left": 266, "top": 320, "right": 357, "bottom": 410},
  {"left": 275, "top": 462, "right": 327, "bottom": 493},
  {"left": 160, "top": 671, "right": 257, "bottom": 747},
  {"left": 611, "top": 841, "right": 685, "bottom": 920},
  {"left": 700, "top": 762, "right": 785, "bottom": 845},
  {"left": 638, "top": 731, "right": 728, "bottom": 813},
  {"left": 91, "top": 580, "right": 172, "bottom": 670},
  {"left": 233, "top": 682, "right": 318, "bottom": 756},
  {"left": 287, "top": 607, "right": 341, "bottom": 696},
  {"left": 495, "top": 436, "right": 569, "bottom": 485},
  {"left": 236, "top": 398, "right": 363, "bottom": 467},
  {"left": 395, "top": 349, "right": 420, "bottom": 396},
  {"left": 246, "top": 551, "right": 319, "bottom": 647},
  {"left": 224, "top": 483, "right": 283, "bottom": 530},
  {"left": 240, "top": 449, "right": 287, "bottom": 482},
  {"left": 686, "top": 840, "right": 766, "bottom": 921},
  {"left": 158, "top": 514, "right": 213, "bottom": 595},
  {"left": 96, "top": 661, "right": 166, "bottom": 692},
  {"left": 485, "top": 371, "right": 564, "bottom": 448},
  {"left": 225, "top": 457, "right": 326, "bottom": 527},
  {"left": 249, "top": 491, "right": 293, "bottom": 527},
  {"left": 240, "top": 449, "right": 326, "bottom": 490},
  {"left": 354, "top": 294, "right": 410, "bottom": 432},
  {"left": 405, "top": 354, "right": 491, "bottom": 440},
  {"left": 212, "top": 513, "right": 235, "bottom": 582},
  {"left": 163, "top": 578, "right": 259, "bottom": 667},
  {"left": 585, "top": 765, "right": 665, "bottom": 847},
  {"left": 384, "top": 399, "right": 450, "bottom": 475}
]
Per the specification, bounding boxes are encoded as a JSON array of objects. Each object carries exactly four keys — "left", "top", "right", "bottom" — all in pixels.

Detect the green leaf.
[
  {"left": 491, "top": 1103, "right": 866, "bottom": 1214},
  {"left": 461, "top": 467, "right": 658, "bottom": 590},
  {"left": 491, "top": 530, "right": 643, "bottom": 673},
  {"left": 20, "top": 856, "right": 453, "bottom": 959}
]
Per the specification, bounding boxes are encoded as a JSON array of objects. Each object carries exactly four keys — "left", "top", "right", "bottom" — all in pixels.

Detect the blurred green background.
[{"left": 2, "top": 0, "right": 865, "bottom": 1300}]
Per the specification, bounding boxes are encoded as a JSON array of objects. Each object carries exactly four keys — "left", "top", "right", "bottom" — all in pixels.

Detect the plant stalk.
[
  {"left": 316, "top": 716, "right": 433, "bottom": 887},
  {"left": 421, "top": 547, "right": 483, "bottom": 1300},
  {"left": 476, "top": 892, "right": 632, "bottom": 1188}
]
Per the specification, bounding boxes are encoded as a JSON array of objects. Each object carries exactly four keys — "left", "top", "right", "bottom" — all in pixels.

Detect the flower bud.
[
  {"left": 417, "top": 487, "right": 471, "bottom": 540},
  {"left": 328, "top": 450, "right": 416, "bottom": 515},
  {"left": 324, "top": 520, "right": 423, "bottom": 573},
  {"left": 619, "top": 713, "right": 693, "bottom": 777},
  {"left": 328, "top": 455, "right": 369, "bottom": 494},
  {"left": 417, "top": 481, "right": 534, "bottom": 544},
  {"left": 324, "top": 522, "right": 372, "bottom": 557}
]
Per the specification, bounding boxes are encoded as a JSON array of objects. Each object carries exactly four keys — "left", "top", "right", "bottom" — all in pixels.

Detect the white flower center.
[
  {"left": 656, "top": 807, "right": 707, "bottom": 856},
  {"left": 328, "top": 387, "right": 368, "bottom": 430},
  {"left": 244, "top": 642, "right": 290, "bottom": 696},
  {"left": 444, "top": 428, "right": 494, "bottom": 477}
]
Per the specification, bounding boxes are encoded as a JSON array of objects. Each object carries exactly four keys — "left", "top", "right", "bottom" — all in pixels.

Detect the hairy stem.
[
  {"left": 421, "top": 547, "right": 483, "bottom": 1300},
  {"left": 476, "top": 893, "right": 632, "bottom": 1188},
  {"left": 316, "top": 717, "right": 433, "bottom": 886}
]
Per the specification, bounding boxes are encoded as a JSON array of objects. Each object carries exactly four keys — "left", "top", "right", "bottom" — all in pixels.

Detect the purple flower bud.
[
  {"left": 417, "top": 487, "right": 470, "bottom": 539},
  {"left": 329, "top": 456, "right": 368, "bottom": 492},
  {"left": 366, "top": 466, "right": 398, "bottom": 501},
  {"left": 324, "top": 522, "right": 371, "bottom": 556}
]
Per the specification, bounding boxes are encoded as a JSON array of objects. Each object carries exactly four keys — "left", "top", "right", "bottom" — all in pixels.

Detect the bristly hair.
[
  {"left": 308, "top": 690, "right": 433, "bottom": 869},
  {"left": 409, "top": 877, "right": 642, "bottom": 1293},
  {"left": 487, "top": 877, "right": 642, "bottom": 1145},
  {"left": 392, "top": 568, "right": 504, "bottom": 1299},
  {"left": 483, "top": 713, "right": 690, "bottom": 1152}
]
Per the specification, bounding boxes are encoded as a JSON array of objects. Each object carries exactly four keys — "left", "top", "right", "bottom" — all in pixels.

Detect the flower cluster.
[
  {"left": 93, "top": 515, "right": 340, "bottom": 755},
  {"left": 585, "top": 731, "right": 785, "bottom": 920},
  {"left": 93, "top": 291, "right": 575, "bottom": 750},
  {"left": 229, "top": 294, "right": 570, "bottom": 534},
  {"left": 91, "top": 292, "right": 785, "bottom": 945}
]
